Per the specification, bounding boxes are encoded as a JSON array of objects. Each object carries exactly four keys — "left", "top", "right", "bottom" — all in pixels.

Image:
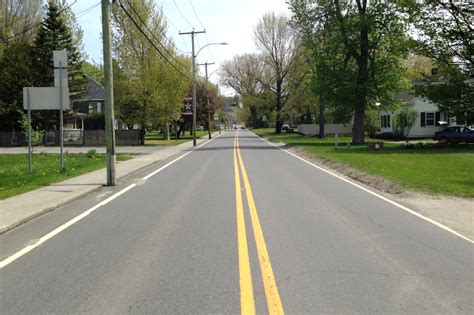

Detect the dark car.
[{"left": 433, "top": 126, "right": 474, "bottom": 143}]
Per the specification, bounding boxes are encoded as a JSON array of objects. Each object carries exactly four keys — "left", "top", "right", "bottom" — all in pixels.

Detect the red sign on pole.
[{"left": 183, "top": 97, "right": 192, "bottom": 116}]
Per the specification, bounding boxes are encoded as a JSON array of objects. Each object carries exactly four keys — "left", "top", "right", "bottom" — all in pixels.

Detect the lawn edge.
[{"left": 252, "top": 131, "right": 474, "bottom": 200}]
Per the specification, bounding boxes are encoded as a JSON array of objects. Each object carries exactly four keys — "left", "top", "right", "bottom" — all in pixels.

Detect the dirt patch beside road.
[{"left": 287, "top": 146, "right": 474, "bottom": 241}]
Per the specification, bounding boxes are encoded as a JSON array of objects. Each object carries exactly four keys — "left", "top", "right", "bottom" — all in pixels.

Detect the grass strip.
[{"left": 253, "top": 128, "right": 474, "bottom": 198}]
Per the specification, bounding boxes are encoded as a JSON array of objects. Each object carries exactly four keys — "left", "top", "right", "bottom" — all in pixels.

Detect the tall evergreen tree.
[{"left": 31, "top": 0, "right": 85, "bottom": 129}]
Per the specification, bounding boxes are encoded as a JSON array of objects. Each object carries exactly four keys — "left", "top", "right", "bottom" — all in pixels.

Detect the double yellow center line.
[{"left": 233, "top": 132, "right": 284, "bottom": 315}]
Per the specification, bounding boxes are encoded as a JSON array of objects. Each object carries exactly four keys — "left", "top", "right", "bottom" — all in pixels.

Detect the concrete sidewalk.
[
  {"left": 0, "top": 133, "right": 219, "bottom": 234},
  {"left": 0, "top": 146, "right": 163, "bottom": 154}
]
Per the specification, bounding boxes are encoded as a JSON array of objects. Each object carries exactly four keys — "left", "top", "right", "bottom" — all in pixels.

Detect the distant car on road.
[
  {"left": 281, "top": 124, "right": 294, "bottom": 133},
  {"left": 433, "top": 126, "right": 474, "bottom": 143}
]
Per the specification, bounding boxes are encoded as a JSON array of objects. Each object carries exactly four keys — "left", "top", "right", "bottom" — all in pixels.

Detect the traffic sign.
[{"left": 23, "top": 87, "right": 70, "bottom": 110}]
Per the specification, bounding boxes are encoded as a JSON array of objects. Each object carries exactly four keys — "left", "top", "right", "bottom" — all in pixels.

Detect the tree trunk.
[
  {"left": 166, "top": 122, "right": 170, "bottom": 141},
  {"left": 352, "top": 20, "right": 369, "bottom": 145},
  {"left": 250, "top": 106, "right": 258, "bottom": 128},
  {"left": 275, "top": 80, "right": 283, "bottom": 134},
  {"left": 319, "top": 98, "right": 326, "bottom": 139}
]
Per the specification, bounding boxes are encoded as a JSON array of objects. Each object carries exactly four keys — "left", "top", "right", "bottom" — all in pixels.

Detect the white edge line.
[
  {"left": 0, "top": 132, "right": 225, "bottom": 269},
  {"left": 0, "top": 183, "right": 137, "bottom": 269},
  {"left": 250, "top": 131, "right": 473, "bottom": 244},
  {"left": 142, "top": 132, "right": 223, "bottom": 180}
]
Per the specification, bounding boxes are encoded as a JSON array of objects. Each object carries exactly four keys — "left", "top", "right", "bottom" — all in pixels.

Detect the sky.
[{"left": 70, "top": 0, "right": 291, "bottom": 95}]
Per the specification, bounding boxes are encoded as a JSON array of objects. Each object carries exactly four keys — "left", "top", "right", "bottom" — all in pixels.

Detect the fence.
[
  {"left": 83, "top": 130, "right": 140, "bottom": 146},
  {"left": 0, "top": 131, "right": 26, "bottom": 146},
  {"left": 0, "top": 129, "right": 140, "bottom": 146}
]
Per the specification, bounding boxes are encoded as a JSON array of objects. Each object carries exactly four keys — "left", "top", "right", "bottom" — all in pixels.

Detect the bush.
[
  {"left": 86, "top": 149, "right": 97, "bottom": 158},
  {"left": 83, "top": 113, "right": 105, "bottom": 130},
  {"left": 393, "top": 108, "right": 418, "bottom": 139}
]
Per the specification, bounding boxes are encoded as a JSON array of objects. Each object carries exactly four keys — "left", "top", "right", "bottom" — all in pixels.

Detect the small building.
[
  {"left": 380, "top": 91, "right": 455, "bottom": 138},
  {"left": 77, "top": 78, "right": 105, "bottom": 115}
]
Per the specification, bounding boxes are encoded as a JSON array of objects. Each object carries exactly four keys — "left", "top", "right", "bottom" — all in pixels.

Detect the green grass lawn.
[
  {"left": 253, "top": 128, "right": 474, "bottom": 198},
  {"left": 145, "top": 130, "right": 211, "bottom": 146},
  {"left": 0, "top": 152, "right": 132, "bottom": 200}
]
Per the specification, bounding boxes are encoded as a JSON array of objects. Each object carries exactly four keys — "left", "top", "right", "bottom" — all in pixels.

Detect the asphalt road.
[{"left": 1, "top": 130, "right": 472, "bottom": 314}]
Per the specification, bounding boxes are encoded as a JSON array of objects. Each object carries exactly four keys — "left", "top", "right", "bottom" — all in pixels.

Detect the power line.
[
  {"left": 189, "top": 0, "right": 214, "bottom": 63},
  {"left": 126, "top": 0, "right": 187, "bottom": 70},
  {"left": 137, "top": 0, "right": 189, "bottom": 55},
  {"left": 4, "top": 0, "right": 79, "bottom": 41},
  {"left": 76, "top": 2, "right": 101, "bottom": 19},
  {"left": 173, "top": 0, "right": 194, "bottom": 29},
  {"left": 189, "top": 0, "right": 205, "bottom": 31},
  {"left": 117, "top": 0, "right": 191, "bottom": 80},
  {"left": 152, "top": 3, "right": 190, "bottom": 52}
]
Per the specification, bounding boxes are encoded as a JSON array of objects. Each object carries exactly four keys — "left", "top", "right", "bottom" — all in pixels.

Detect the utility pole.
[
  {"left": 197, "top": 62, "right": 215, "bottom": 139},
  {"left": 179, "top": 30, "right": 206, "bottom": 146},
  {"left": 216, "top": 84, "right": 221, "bottom": 134},
  {"left": 101, "top": 0, "right": 116, "bottom": 186}
]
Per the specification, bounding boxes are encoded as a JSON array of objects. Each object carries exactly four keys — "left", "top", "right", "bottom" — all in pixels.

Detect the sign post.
[
  {"left": 22, "top": 50, "right": 69, "bottom": 174},
  {"left": 59, "top": 61, "right": 64, "bottom": 171},
  {"left": 54, "top": 50, "right": 68, "bottom": 172},
  {"left": 27, "top": 88, "right": 32, "bottom": 174}
]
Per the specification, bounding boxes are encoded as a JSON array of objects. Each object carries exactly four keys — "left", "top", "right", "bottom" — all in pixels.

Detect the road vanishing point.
[{"left": 1, "top": 130, "right": 472, "bottom": 314}]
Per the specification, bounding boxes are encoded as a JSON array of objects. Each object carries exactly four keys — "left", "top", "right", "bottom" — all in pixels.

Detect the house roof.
[
  {"left": 83, "top": 79, "right": 104, "bottom": 101},
  {"left": 395, "top": 91, "right": 416, "bottom": 102}
]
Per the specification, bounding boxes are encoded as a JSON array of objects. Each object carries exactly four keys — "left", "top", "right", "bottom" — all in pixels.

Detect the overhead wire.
[
  {"left": 189, "top": 0, "right": 215, "bottom": 63},
  {"left": 137, "top": 0, "right": 189, "bottom": 55},
  {"left": 126, "top": 0, "right": 187, "bottom": 69},
  {"left": 4, "top": 0, "right": 79, "bottom": 41},
  {"left": 116, "top": 0, "right": 191, "bottom": 80},
  {"left": 172, "top": 0, "right": 194, "bottom": 29},
  {"left": 76, "top": 2, "right": 101, "bottom": 19}
]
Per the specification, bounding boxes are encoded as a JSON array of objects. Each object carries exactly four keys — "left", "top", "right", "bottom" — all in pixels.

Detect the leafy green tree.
[
  {"left": 82, "top": 60, "right": 104, "bottom": 85},
  {"left": 0, "top": 0, "right": 42, "bottom": 130},
  {"left": 112, "top": 0, "right": 191, "bottom": 143},
  {"left": 416, "top": 67, "right": 473, "bottom": 125},
  {"left": 0, "top": 42, "right": 36, "bottom": 130},
  {"left": 0, "top": 0, "right": 42, "bottom": 57},
  {"left": 253, "top": 12, "right": 302, "bottom": 133},
  {"left": 290, "top": 0, "right": 410, "bottom": 144},
  {"left": 219, "top": 53, "right": 269, "bottom": 128},
  {"left": 411, "top": 0, "right": 473, "bottom": 68},
  {"left": 393, "top": 107, "right": 418, "bottom": 139},
  {"left": 31, "top": 0, "right": 85, "bottom": 129}
]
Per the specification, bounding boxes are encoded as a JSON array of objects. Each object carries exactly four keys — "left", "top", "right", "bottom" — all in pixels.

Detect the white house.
[{"left": 380, "top": 91, "right": 455, "bottom": 138}]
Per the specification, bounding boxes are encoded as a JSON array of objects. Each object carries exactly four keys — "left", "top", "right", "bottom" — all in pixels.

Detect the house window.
[
  {"left": 426, "top": 112, "right": 435, "bottom": 126},
  {"left": 381, "top": 115, "right": 391, "bottom": 128},
  {"left": 421, "top": 111, "right": 440, "bottom": 127}
]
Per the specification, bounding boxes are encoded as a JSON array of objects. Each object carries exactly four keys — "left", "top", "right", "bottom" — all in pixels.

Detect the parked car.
[
  {"left": 281, "top": 124, "right": 294, "bottom": 133},
  {"left": 433, "top": 126, "right": 474, "bottom": 143}
]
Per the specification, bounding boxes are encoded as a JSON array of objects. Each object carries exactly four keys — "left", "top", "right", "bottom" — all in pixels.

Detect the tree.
[
  {"left": 393, "top": 107, "right": 418, "bottom": 139},
  {"left": 220, "top": 53, "right": 269, "bottom": 128},
  {"left": 31, "top": 0, "right": 86, "bottom": 130},
  {"left": 408, "top": 1, "right": 472, "bottom": 125},
  {"left": 0, "top": 42, "right": 36, "bottom": 130},
  {"left": 112, "top": 0, "right": 190, "bottom": 143},
  {"left": 416, "top": 67, "right": 474, "bottom": 125},
  {"left": 290, "top": 0, "right": 410, "bottom": 144},
  {"left": 82, "top": 60, "right": 104, "bottom": 85},
  {"left": 411, "top": 0, "right": 473, "bottom": 68},
  {"left": 253, "top": 12, "right": 301, "bottom": 133},
  {"left": 0, "top": 0, "right": 43, "bottom": 57},
  {"left": 0, "top": 1, "right": 42, "bottom": 130}
]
